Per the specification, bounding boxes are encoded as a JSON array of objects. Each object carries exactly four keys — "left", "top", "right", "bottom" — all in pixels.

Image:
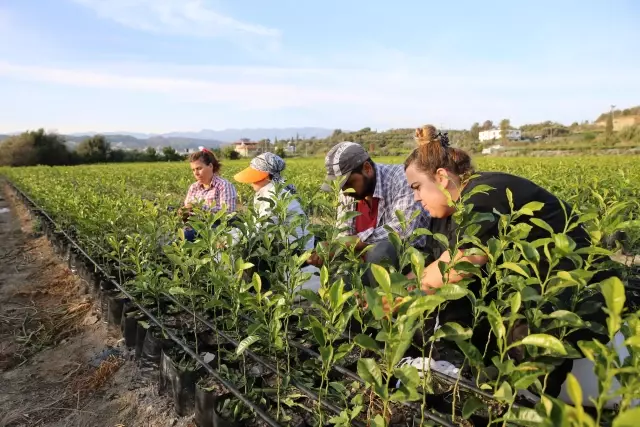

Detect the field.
[{"left": 2, "top": 154, "right": 640, "bottom": 427}]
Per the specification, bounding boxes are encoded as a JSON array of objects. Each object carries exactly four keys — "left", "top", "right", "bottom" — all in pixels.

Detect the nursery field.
[{"left": 2, "top": 154, "right": 640, "bottom": 427}]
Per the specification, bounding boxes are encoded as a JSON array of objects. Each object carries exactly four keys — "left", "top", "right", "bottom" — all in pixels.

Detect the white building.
[{"left": 479, "top": 128, "right": 521, "bottom": 142}]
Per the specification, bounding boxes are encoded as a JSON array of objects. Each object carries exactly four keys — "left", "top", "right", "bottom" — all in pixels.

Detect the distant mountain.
[
  {"left": 0, "top": 133, "right": 225, "bottom": 151},
  {"left": 63, "top": 134, "right": 226, "bottom": 151},
  {"left": 1, "top": 127, "right": 337, "bottom": 150},
  {"left": 162, "top": 127, "right": 335, "bottom": 142},
  {"left": 69, "top": 131, "right": 153, "bottom": 139}
]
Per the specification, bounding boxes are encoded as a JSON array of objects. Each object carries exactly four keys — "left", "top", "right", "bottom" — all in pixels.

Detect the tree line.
[{"left": 0, "top": 130, "right": 186, "bottom": 167}]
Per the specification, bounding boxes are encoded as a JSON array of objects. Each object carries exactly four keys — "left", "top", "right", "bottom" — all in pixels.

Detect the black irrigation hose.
[
  {"left": 7, "top": 182, "right": 284, "bottom": 427},
  {"left": 162, "top": 293, "right": 369, "bottom": 427}
]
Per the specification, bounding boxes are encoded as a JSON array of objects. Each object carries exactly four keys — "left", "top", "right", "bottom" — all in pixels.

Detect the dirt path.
[{"left": 0, "top": 185, "right": 194, "bottom": 427}]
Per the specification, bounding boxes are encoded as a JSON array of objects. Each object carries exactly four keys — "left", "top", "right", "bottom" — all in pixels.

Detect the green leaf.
[
  {"left": 298, "top": 289, "right": 322, "bottom": 305},
  {"left": 530, "top": 218, "right": 554, "bottom": 235},
  {"left": 520, "top": 201, "right": 545, "bottom": 216},
  {"left": 457, "top": 341, "right": 483, "bottom": 365},
  {"left": 624, "top": 335, "right": 640, "bottom": 348},
  {"left": 600, "top": 276, "right": 625, "bottom": 317},
  {"left": 329, "top": 279, "right": 344, "bottom": 307},
  {"left": 511, "top": 292, "right": 522, "bottom": 316},
  {"left": 494, "top": 381, "right": 513, "bottom": 401},
  {"left": 364, "top": 286, "right": 385, "bottom": 320},
  {"left": 357, "top": 358, "right": 382, "bottom": 389},
  {"left": 410, "top": 249, "right": 425, "bottom": 278},
  {"left": 433, "top": 233, "right": 450, "bottom": 248},
  {"left": 553, "top": 233, "right": 574, "bottom": 255},
  {"left": 432, "top": 322, "right": 473, "bottom": 342},
  {"left": 393, "top": 365, "right": 420, "bottom": 388},
  {"left": 334, "top": 342, "right": 354, "bottom": 363},
  {"left": 546, "top": 310, "right": 584, "bottom": 327},
  {"left": 370, "top": 264, "right": 391, "bottom": 294},
  {"left": 405, "top": 295, "right": 445, "bottom": 317},
  {"left": 354, "top": 334, "right": 381, "bottom": 353},
  {"left": 500, "top": 262, "right": 529, "bottom": 277},
  {"left": 320, "top": 265, "right": 329, "bottom": 287},
  {"left": 502, "top": 407, "right": 546, "bottom": 426},
  {"left": 520, "top": 242, "right": 540, "bottom": 263},
  {"left": 506, "top": 188, "right": 514, "bottom": 211},
  {"left": 520, "top": 334, "right": 567, "bottom": 355},
  {"left": 566, "top": 373, "right": 582, "bottom": 406},
  {"left": 437, "top": 284, "right": 469, "bottom": 300},
  {"left": 521, "top": 286, "right": 541, "bottom": 302},
  {"left": 371, "top": 414, "right": 386, "bottom": 427},
  {"left": 251, "top": 272, "right": 262, "bottom": 294},
  {"left": 309, "top": 317, "right": 326, "bottom": 347},
  {"left": 462, "top": 395, "right": 484, "bottom": 419},
  {"left": 320, "top": 345, "right": 334, "bottom": 364},
  {"left": 613, "top": 408, "right": 640, "bottom": 427},
  {"left": 236, "top": 335, "right": 259, "bottom": 355}
]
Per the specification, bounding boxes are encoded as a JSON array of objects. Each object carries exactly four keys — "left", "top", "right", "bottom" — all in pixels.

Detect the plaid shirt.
[
  {"left": 336, "top": 163, "right": 430, "bottom": 248},
  {"left": 184, "top": 175, "right": 238, "bottom": 213}
]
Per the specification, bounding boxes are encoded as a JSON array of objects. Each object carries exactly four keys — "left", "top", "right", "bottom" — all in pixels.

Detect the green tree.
[
  {"left": 499, "top": 119, "right": 511, "bottom": 142},
  {"left": 470, "top": 122, "right": 480, "bottom": 140},
  {"left": 222, "top": 146, "right": 240, "bottom": 160},
  {"left": 161, "top": 146, "right": 182, "bottom": 161},
  {"left": 275, "top": 146, "right": 286, "bottom": 158},
  {"left": 76, "top": 135, "right": 111, "bottom": 163},
  {"left": 0, "top": 129, "right": 70, "bottom": 167},
  {"left": 482, "top": 120, "right": 494, "bottom": 130},
  {"left": 145, "top": 147, "right": 158, "bottom": 161}
]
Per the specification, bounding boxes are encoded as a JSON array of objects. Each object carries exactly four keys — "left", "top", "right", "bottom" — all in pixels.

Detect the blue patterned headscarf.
[{"left": 250, "top": 152, "right": 297, "bottom": 194}]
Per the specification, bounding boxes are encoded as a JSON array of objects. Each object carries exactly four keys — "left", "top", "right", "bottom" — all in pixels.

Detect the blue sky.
[{"left": 0, "top": 0, "right": 639, "bottom": 133}]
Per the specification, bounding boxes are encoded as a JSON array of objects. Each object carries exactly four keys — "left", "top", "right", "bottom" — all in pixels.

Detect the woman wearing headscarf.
[{"left": 233, "top": 152, "right": 320, "bottom": 293}]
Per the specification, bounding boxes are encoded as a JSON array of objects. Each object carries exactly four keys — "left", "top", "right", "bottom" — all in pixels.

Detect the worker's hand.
[
  {"left": 381, "top": 295, "right": 404, "bottom": 315},
  {"left": 306, "top": 252, "right": 323, "bottom": 268},
  {"left": 178, "top": 204, "right": 193, "bottom": 223}
]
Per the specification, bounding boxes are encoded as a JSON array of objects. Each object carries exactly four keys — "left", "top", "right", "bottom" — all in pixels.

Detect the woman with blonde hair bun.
[{"left": 396, "top": 124, "right": 628, "bottom": 408}]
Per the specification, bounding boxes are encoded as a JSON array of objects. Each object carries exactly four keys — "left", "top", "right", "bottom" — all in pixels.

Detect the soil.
[{"left": 0, "top": 185, "right": 196, "bottom": 427}]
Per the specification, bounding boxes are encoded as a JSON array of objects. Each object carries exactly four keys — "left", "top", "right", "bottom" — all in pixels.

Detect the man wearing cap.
[{"left": 308, "top": 142, "right": 430, "bottom": 285}]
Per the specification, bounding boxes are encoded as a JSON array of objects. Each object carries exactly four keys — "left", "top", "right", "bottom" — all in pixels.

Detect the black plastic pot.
[
  {"left": 121, "top": 306, "right": 143, "bottom": 348},
  {"left": 194, "top": 383, "right": 237, "bottom": 427},
  {"left": 162, "top": 349, "right": 202, "bottom": 417},
  {"left": 140, "top": 327, "right": 174, "bottom": 380},
  {"left": 100, "top": 288, "right": 119, "bottom": 324},
  {"left": 135, "top": 319, "right": 149, "bottom": 360},
  {"left": 107, "top": 293, "right": 130, "bottom": 327}
]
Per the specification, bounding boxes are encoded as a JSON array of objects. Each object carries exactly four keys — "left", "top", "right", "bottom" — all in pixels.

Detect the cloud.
[
  {"left": 0, "top": 61, "right": 376, "bottom": 109},
  {"left": 1, "top": 55, "right": 639, "bottom": 131},
  {"left": 70, "top": 0, "right": 281, "bottom": 49}
]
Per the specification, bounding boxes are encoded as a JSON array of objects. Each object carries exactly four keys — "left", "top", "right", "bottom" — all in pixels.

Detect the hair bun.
[{"left": 414, "top": 125, "right": 438, "bottom": 146}]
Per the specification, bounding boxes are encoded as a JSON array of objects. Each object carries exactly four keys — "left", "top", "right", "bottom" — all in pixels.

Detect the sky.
[{"left": 0, "top": 0, "right": 639, "bottom": 134}]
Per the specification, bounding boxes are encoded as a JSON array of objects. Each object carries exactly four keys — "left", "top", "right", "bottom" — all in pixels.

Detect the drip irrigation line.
[
  {"left": 8, "top": 183, "right": 284, "bottom": 427},
  {"left": 162, "top": 293, "right": 369, "bottom": 427}
]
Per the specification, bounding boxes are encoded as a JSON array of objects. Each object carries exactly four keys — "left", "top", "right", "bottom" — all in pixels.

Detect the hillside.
[
  {"left": 162, "top": 127, "right": 334, "bottom": 142},
  {"left": 0, "top": 133, "right": 225, "bottom": 151},
  {"left": 595, "top": 105, "right": 640, "bottom": 123}
]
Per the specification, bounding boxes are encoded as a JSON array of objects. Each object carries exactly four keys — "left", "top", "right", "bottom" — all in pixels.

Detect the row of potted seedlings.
[{"left": 12, "top": 182, "right": 522, "bottom": 427}]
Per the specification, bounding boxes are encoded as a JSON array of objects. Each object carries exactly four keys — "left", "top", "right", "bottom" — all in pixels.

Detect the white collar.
[{"left": 255, "top": 181, "right": 275, "bottom": 198}]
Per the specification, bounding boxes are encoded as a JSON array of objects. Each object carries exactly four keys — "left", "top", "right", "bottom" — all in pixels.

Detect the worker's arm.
[{"left": 419, "top": 249, "right": 488, "bottom": 293}]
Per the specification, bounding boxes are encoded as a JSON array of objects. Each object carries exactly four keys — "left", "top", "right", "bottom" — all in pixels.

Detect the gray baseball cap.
[{"left": 321, "top": 142, "right": 370, "bottom": 192}]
